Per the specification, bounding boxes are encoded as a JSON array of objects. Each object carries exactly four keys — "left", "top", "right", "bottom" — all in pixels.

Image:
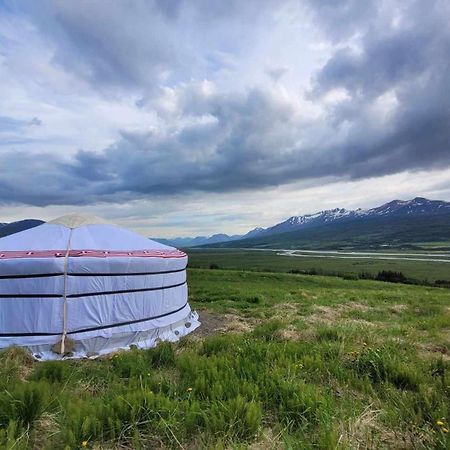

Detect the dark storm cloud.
[
  {"left": 309, "top": 0, "right": 450, "bottom": 174},
  {"left": 0, "top": 0, "right": 449, "bottom": 206}
]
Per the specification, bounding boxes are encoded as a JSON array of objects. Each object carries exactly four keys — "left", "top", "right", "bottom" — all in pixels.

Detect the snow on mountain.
[
  {"left": 154, "top": 197, "right": 450, "bottom": 247},
  {"left": 367, "top": 197, "right": 450, "bottom": 216},
  {"left": 253, "top": 198, "right": 450, "bottom": 239}
]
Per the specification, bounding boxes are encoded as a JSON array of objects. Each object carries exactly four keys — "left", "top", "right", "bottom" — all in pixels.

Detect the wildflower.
[
  {"left": 443, "top": 428, "right": 449, "bottom": 433},
  {"left": 437, "top": 420, "right": 444, "bottom": 427},
  {"left": 187, "top": 387, "right": 193, "bottom": 392},
  {"left": 81, "top": 441, "right": 88, "bottom": 447}
]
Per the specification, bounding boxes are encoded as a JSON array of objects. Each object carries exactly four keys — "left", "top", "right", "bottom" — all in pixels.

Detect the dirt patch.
[
  {"left": 344, "top": 318, "right": 377, "bottom": 328},
  {"left": 33, "top": 412, "right": 60, "bottom": 448},
  {"left": 249, "top": 428, "right": 285, "bottom": 449},
  {"left": 193, "top": 310, "right": 255, "bottom": 337},
  {"left": 224, "top": 313, "right": 254, "bottom": 333},
  {"left": 346, "top": 302, "right": 371, "bottom": 312},
  {"left": 0, "top": 346, "right": 35, "bottom": 381},
  {"left": 193, "top": 302, "right": 378, "bottom": 339},
  {"left": 308, "top": 305, "right": 340, "bottom": 323},
  {"left": 270, "top": 302, "right": 302, "bottom": 320},
  {"left": 279, "top": 325, "right": 306, "bottom": 341},
  {"left": 337, "top": 406, "right": 433, "bottom": 450},
  {"left": 388, "top": 304, "right": 408, "bottom": 314},
  {"left": 306, "top": 302, "right": 373, "bottom": 325},
  {"left": 417, "top": 342, "right": 450, "bottom": 361}
]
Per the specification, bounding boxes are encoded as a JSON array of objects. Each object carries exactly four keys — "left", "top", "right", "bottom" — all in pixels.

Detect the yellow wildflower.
[
  {"left": 437, "top": 420, "right": 444, "bottom": 427},
  {"left": 443, "top": 428, "right": 449, "bottom": 433},
  {"left": 187, "top": 387, "right": 193, "bottom": 392},
  {"left": 81, "top": 441, "right": 88, "bottom": 447}
]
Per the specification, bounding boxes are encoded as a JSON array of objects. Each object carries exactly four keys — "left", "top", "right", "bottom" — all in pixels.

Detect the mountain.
[
  {"left": 199, "top": 197, "right": 450, "bottom": 250},
  {"left": 249, "top": 197, "right": 450, "bottom": 238},
  {"left": 206, "top": 213, "right": 450, "bottom": 250},
  {"left": 1, "top": 198, "right": 448, "bottom": 250},
  {"left": 155, "top": 197, "right": 450, "bottom": 248},
  {"left": 256, "top": 208, "right": 364, "bottom": 236},
  {"left": 0, "top": 219, "right": 45, "bottom": 238},
  {"left": 154, "top": 233, "right": 243, "bottom": 247}
]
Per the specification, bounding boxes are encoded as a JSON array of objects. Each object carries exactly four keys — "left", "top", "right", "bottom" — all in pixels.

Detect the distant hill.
[
  {"left": 0, "top": 219, "right": 44, "bottom": 238},
  {"left": 154, "top": 233, "right": 244, "bottom": 247},
  {"left": 3, "top": 197, "right": 449, "bottom": 250},
  {"left": 248, "top": 197, "right": 450, "bottom": 238},
  {"left": 197, "top": 197, "right": 450, "bottom": 250},
  {"left": 204, "top": 213, "right": 450, "bottom": 250},
  {"left": 155, "top": 197, "right": 450, "bottom": 248}
]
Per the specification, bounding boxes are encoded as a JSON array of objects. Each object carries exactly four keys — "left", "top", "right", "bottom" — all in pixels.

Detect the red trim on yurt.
[{"left": 0, "top": 249, "right": 187, "bottom": 259}]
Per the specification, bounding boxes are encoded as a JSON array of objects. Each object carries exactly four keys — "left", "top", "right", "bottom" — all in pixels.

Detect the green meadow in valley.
[
  {"left": 188, "top": 249, "right": 450, "bottom": 284},
  {"left": 0, "top": 269, "right": 449, "bottom": 449}
]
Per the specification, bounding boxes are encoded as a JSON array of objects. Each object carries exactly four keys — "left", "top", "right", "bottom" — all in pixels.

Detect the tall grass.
[{"left": 0, "top": 269, "right": 448, "bottom": 448}]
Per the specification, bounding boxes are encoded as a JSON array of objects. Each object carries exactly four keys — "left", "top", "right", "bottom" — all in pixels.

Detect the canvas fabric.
[{"left": 0, "top": 218, "right": 199, "bottom": 359}]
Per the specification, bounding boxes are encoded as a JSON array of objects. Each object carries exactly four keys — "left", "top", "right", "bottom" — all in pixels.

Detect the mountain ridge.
[
  {"left": 1, "top": 198, "right": 448, "bottom": 248},
  {"left": 154, "top": 197, "right": 450, "bottom": 247},
  {"left": 0, "top": 220, "right": 45, "bottom": 239}
]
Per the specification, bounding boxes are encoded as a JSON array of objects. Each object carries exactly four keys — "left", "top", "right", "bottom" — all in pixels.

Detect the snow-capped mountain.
[
  {"left": 153, "top": 197, "right": 450, "bottom": 247},
  {"left": 366, "top": 197, "right": 450, "bottom": 216},
  {"left": 252, "top": 198, "right": 450, "bottom": 238},
  {"left": 258, "top": 208, "right": 364, "bottom": 236},
  {"left": 2, "top": 198, "right": 447, "bottom": 247},
  {"left": 246, "top": 197, "right": 450, "bottom": 239}
]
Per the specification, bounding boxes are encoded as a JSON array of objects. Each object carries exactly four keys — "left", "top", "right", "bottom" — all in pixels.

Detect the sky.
[{"left": 0, "top": 0, "right": 449, "bottom": 237}]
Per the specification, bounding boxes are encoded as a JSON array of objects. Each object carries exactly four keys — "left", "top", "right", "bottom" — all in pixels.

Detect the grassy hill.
[
  {"left": 0, "top": 269, "right": 449, "bottom": 449},
  {"left": 202, "top": 213, "right": 450, "bottom": 250}
]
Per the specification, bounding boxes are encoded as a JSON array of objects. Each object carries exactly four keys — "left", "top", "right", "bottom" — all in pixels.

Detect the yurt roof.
[
  {"left": 0, "top": 213, "right": 176, "bottom": 252},
  {"left": 48, "top": 213, "right": 112, "bottom": 228}
]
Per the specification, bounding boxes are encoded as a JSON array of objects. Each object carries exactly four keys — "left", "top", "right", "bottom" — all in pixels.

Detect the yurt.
[{"left": 0, "top": 214, "right": 199, "bottom": 360}]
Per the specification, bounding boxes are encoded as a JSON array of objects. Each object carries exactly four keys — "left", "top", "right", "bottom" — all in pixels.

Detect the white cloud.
[{"left": 0, "top": 0, "right": 449, "bottom": 236}]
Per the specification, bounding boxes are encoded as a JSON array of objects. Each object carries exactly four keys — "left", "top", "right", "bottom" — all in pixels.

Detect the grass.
[
  {"left": 187, "top": 249, "right": 450, "bottom": 284},
  {"left": 0, "top": 269, "right": 449, "bottom": 449}
]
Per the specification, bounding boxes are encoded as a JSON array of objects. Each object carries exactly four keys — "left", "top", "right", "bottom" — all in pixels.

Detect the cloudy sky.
[{"left": 0, "top": 0, "right": 449, "bottom": 237}]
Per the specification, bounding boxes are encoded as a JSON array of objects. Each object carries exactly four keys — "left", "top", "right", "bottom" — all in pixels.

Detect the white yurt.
[{"left": 0, "top": 214, "right": 199, "bottom": 360}]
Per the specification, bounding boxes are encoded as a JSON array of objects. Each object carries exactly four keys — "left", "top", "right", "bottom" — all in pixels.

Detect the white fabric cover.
[
  {"left": 48, "top": 213, "right": 112, "bottom": 228},
  {"left": 0, "top": 215, "right": 199, "bottom": 359}
]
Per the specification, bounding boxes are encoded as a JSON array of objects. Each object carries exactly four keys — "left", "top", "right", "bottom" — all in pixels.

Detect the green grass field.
[
  {"left": 0, "top": 269, "right": 449, "bottom": 449},
  {"left": 187, "top": 249, "right": 450, "bottom": 284}
]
